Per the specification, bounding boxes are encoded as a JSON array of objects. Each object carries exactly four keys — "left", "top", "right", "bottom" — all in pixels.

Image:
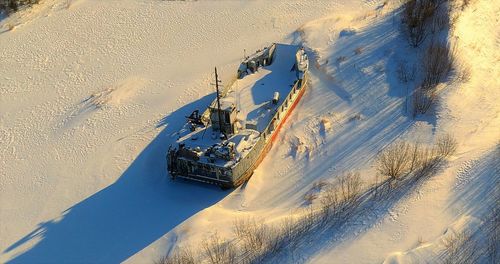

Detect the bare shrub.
[
  {"left": 377, "top": 141, "right": 413, "bottom": 181},
  {"left": 232, "top": 218, "right": 282, "bottom": 262},
  {"left": 337, "top": 172, "right": 363, "bottom": 206},
  {"left": 277, "top": 216, "right": 299, "bottom": 245},
  {"left": 401, "top": 0, "right": 441, "bottom": 47},
  {"left": 408, "top": 143, "right": 421, "bottom": 173},
  {"left": 413, "top": 86, "right": 435, "bottom": 115},
  {"left": 312, "top": 180, "right": 329, "bottom": 190},
  {"left": 435, "top": 134, "right": 457, "bottom": 158},
  {"left": 413, "top": 146, "right": 439, "bottom": 179},
  {"left": 202, "top": 232, "right": 237, "bottom": 264},
  {"left": 303, "top": 180, "right": 328, "bottom": 204},
  {"left": 320, "top": 184, "right": 341, "bottom": 217},
  {"left": 292, "top": 206, "right": 317, "bottom": 239},
  {"left": 354, "top": 47, "right": 364, "bottom": 55},
  {"left": 458, "top": 64, "right": 472, "bottom": 83},
  {"left": 442, "top": 230, "right": 479, "bottom": 264},
  {"left": 461, "top": 0, "right": 472, "bottom": 10},
  {"left": 1, "top": 0, "right": 39, "bottom": 14},
  {"left": 376, "top": 138, "right": 454, "bottom": 183},
  {"left": 486, "top": 204, "right": 500, "bottom": 263},
  {"left": 430, "top": 4, "right": 450, "bottom": 33},
  {"left": 397, "top": 60, "right": 416, "bottom": 83},
  {"left": 303, "top": 192, "right": 318, "bottom": 204},
  {"left": 422, "top": 41, "right": 456, "bottom": 88},
  {"left": 156, "top": 247, "right": 196, "bottom": 264},
  {"left": 233, "top": 218, "right": 269, "bottom": 253},
  {"left": 336, "top": 56, "right": 347, "bottom": 63},
  {"left": 319, "top": 172, "right": 363, "bottom": 222}
]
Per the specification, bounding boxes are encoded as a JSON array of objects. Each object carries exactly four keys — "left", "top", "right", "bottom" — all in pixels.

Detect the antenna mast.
[{"left": 215, "top": 67, "right": 223, "bottom": 134}]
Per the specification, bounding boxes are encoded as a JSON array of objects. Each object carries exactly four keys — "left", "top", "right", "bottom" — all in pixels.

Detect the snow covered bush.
[
  {"left": 442, "top": 230, "right": 480, "bottom": 264},
  {"left": 413, "top": 86, "right": 435, "bottom": 115},
  {"left": 232, "top": 218, "right": 280, "bottom": 260},
  {"left": 319, "top": 172, "right": 363, "bottom": 221},
  {"left": 401, "top": 0, "right": 442, "bottom": 47},
  {"left": 412, "top": 40, "right": 456, "bottom": 116},
  {"left": 377, "top": 136, "right": 457, "bottom": 182},
  {"left": 435, "top": 134, "right": 458, "bottom": 158},
  {"left": 422, "top": 41, "right": 456, "bottom": 88},
  {"left": 202, "top": 232, "right": 237, "bottom": 264},
  {"left": 377, "top": 141, "right": 413, "bottom": 181},
  {"left": 156, "top": 247, "right": 196, "bottom": 264}
]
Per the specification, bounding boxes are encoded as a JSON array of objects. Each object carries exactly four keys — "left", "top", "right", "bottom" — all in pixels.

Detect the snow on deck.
[
  {"left": 175, "top": 44, "right": 300, "bottom": 166},
  {"left": 175, "top": 124, "right": 260, "bottom": 167},
  {"left": 224, "top": 44, "right": 300, "bottom": 132}
]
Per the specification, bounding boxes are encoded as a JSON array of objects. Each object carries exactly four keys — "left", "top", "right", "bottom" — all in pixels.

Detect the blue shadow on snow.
[{"left": 5, "top": 94, "right": 228, "bottom": 263}]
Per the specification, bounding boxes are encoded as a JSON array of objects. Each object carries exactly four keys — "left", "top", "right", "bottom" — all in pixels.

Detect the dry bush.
[
  {"left": 458, "top": 64, "right": 472, "bottom": 83},
  {"left": 232, "top": 218, "right": 283, "bottom": 262},
  {"left": 412, "top": 135, "right": 457, "bottom": 180},
  {"left": 233, "top": 218, "right": 271, "bottom": 253},
  {"left": 401, "top": 0, "right": 441, "bottom": 47},
  {"left": 319, "top": 172, "right": 363, "bottom": 222},
  {"left": 304, "top": 180, "right": 328, "bottom": 204},
  {"left": 480, "top": 185, "right": 500, "bottom": 263},
  {"left": 320, "top": 185, "right": 342, "bottom": 217},
  {"left": 397, "top": 60, "right": 416, "bottom": 83},
  {"left": 430, "top": 4, "right": 451, "bottom": 33},
  {"left": 354, "top": 47, "right": 364, "bottom": 55},
  {"left": 1, "top": 0, "right": 39, "bottom": 14},
  {"left": 312, "top": 180, "right": 329, "bottom": 190},
  {"left": 486, "top": 207, "right": 500, "bottom": 263},
  {"left": 303, "top": 192, "right": 318, "bottom": 204},
  {"left": 422, "top": 41, "right": 456, "bottom": 88},
  {"left": 408, "top": 143, "right": 421, "bottom": 173},
  {"left": 435, "top": 134, "right": 458, "bottom": 158},
  {"left": 413, "top": 146, "right": 439, "bottom": 179},
  {"left": 377, "top": 141, "right": 413, "bottom": 181},
  {"left": 336, "top": 56, "right": 347, "bottom": 63},
  {"left": 413, "top": 86, "right": 435, "bottom": 115},
  {"left": 202, "top": 232, "right": 237, "bottom": 264},
  {"left": 376, "top": 138, "right": 453, "bottom": 182},
  {"left": 337, "top": 172, "right": 363, "bottom": 205},
  {"left": 156, "top": 247, "right": 196, "bottom": 264},
  {"left": 441, "top": 230, "right": 479, "bottom": 264},
  {"left": 460, "top": 0, "right": 472, "bottom": 10}
]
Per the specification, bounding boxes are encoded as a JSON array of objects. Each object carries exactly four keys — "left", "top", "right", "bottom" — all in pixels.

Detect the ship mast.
[{"left": 215, "top": 67, "right": 223, "bottom": 134}]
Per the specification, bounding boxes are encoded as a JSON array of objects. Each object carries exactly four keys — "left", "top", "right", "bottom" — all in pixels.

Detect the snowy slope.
[{"left": 1, "top": 0, "right": 498, "bottom": 263}]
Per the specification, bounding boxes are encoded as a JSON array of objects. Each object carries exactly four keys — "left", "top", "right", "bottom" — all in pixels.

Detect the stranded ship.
[{"left": 167, "top": 43, "right": 309, "bottom": 188}]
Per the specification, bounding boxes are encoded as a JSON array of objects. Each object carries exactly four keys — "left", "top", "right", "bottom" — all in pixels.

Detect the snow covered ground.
[{"left": 1, "top": 0, "right": 498, "bottom": 263}]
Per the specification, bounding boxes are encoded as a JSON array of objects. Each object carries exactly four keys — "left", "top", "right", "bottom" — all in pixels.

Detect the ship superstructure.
[{"left": 167, "top": 43, "right": 309, "bottom": 188}]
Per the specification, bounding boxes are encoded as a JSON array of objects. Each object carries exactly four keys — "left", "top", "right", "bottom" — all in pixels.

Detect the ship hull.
[
  {"left": 170, "top": 77, "right": 307, "bottom": 189},
  {"left": 230, "top": 78, "right": 308, "bottom": 188}
]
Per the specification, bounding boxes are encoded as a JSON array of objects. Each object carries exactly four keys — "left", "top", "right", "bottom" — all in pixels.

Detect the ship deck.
[
  {"left": 175, "top": 44, "right": 301, "bottom": 167},
  {"left": 222, "top": 44, "right": 300, "bottom": 132}
]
